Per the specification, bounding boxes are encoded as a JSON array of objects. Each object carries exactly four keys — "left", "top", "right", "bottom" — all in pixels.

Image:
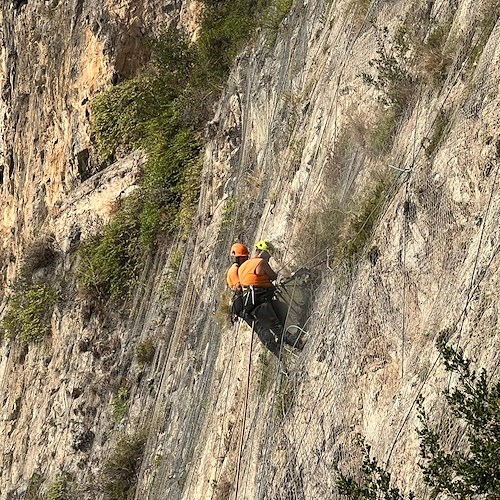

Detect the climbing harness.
[{"left": 242, "top": 285, "right": 274, "bottom": 314}]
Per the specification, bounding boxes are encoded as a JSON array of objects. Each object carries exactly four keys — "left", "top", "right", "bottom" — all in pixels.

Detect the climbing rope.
[
  {"left": 233, "top": 321, "right": 255, "bottom": 500},
  {"left": 213, "top": 319, "right": 243, "bottom": 489}
]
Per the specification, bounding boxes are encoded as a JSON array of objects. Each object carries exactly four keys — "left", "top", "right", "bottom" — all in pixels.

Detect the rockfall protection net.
[
  {"left": 140, "top": 0, "right": 499, "bottom": 498},
  {"left": 228, "top": 3, "right": 500, "bottom": 499}
]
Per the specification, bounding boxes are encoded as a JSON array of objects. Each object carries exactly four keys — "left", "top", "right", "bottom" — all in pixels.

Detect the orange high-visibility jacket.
[
  {"left": 226, "top": 263, "right": 241, "bottom": 290},
  {"left": 238, "top": 258, "right": 274, "bottom": 288}
]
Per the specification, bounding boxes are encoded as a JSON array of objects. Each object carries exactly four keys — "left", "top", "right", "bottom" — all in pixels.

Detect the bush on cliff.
[
  {"left": 1, "top": 283, "right": 56, "bottom": 343},
  {"left": 84, "top": 1, "right": 277, "bottom": 302},
  {"left": 77, "top": 195, "right": 143, "bottom": 302},
  {"left": 417, "top": 340, "right": 500, "bottom": 497},
  {"left": 102, "top": 431, "right": 147, "bottom": 500},
  {"left": 336, "top": 342, "right": 500, "bottom": 498}
]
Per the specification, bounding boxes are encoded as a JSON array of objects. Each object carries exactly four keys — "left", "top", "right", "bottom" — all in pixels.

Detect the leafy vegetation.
[
  {"left": 344, "top": 176, "right": 389, "bottom": 260},
  {"left": 111, "top": 387, "right": 130, "bottom": 422},
  {"left": 362, "top": 25, "right": 416, "bottom": 153},
  {"left": 25, "top": 472, "right": 44, "bottom": 500},
  {"left": 336, "top": 438, "right": 414, "bottom": 499},
  {"left": 46, "top": 473, "right": 70, "bottom": 500},
  {"left": 362, "top": 26, "right": 415, "bottom": 115},
  {"left": 295, "top": 169, "right": 390, "bottom": 270},
  {"left": 136, "top": 336, "right": 155, "bottom": 366},
  {"left": 91, "top": 79, "right": 150, "bottom": 164},
  {"left": 84, "top": 1, "right": 279, "bottom": 302},
  {"left": 78, "top": 195, "right": 143, "bottom": 302},
  {"left": 417, "top": 340, "right": 500, "bottom": 498},
  {"left": 262, "top": 0, "right": 294, "bottom": 45},
  {"left": 196, "top": 0, "right": 268, "bottom": 85},
  {"left": 1, "top": 283, "right": 56, "bottom": 343},
  {"left": 102, "top": 431, "right": 147, "bottom": 500},
  {"left": 336, "top": 341, "right": 500, "bottom": 498}
]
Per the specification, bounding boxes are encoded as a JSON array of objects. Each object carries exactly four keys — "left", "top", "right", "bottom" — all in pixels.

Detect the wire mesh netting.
[{"left": 134, "top": 0, "right": 499, "bottom": 498}]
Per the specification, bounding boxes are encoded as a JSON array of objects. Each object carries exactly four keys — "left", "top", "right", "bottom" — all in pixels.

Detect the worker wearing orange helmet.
[
  {"left": 226, "top": 242, "right": 249, "bottom": 291},
  {"left": 239, "top": 240, "right": 303, "bottom": 357}
]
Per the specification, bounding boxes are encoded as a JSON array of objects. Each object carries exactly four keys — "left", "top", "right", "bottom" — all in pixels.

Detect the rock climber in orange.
[
  {"left": 239, "top": 240, "right": 303, "bottom": 357},
  {"left": 226, "top": 242, "right": 249, "bottom": 291}
]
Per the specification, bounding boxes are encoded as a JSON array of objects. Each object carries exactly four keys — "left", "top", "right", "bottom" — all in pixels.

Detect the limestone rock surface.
[{"left": 0, "top": 0, "right": 499, "bottom": 498}]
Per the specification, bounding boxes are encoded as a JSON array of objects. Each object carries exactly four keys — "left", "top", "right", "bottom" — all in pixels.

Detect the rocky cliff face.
[{"left": 0, "top": 0, "right": 499, "bottom": 498}]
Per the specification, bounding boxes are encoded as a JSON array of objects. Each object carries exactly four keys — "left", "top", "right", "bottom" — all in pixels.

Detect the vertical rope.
[
  {"left": 401, "top": 183, "right": 409, "bottom": 380},
  {"left": 234, "top": 321, "right": 255, "bottom": 500}
]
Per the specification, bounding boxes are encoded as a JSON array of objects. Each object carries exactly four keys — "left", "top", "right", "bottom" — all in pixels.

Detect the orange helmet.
[{"left": 230, "top": 243, "right": 249, "bottom": 257}]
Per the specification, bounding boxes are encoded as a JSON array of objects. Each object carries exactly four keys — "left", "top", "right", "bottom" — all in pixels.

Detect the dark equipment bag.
[{"left": 231, "top": 290, "right": 244, "bottom": 317}]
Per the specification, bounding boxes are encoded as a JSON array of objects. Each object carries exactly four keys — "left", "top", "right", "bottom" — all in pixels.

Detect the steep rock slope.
[
  {"left": 0, "top": 0, "right": 499, "bottom": 499},
  {"left": 0, "top": 0, "right": 191, "bottom": 497},
  {"left": 136, "top": 0, "right": 500, "bottom": 498}
]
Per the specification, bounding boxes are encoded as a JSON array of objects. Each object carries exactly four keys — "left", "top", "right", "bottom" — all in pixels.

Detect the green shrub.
[
  {"left": 362, "top": 26, "right": 415, "bottom": 114},
  {"left": 142, "top": 128, "right": 202, "bottom": 212},
  {"left": 343, "top": 176, "right": 389, "bottom": 261},
  {"left": 86, "top": 0, "right": 275, "bottom": 294},
  {"left": 91, "top": 79, "right": 151, "bottom": 163},
  {"left": 296, "top": 172, "right": 389, "bottom": 270},
  {"left": 88, "top": 25, "right": 204, "bottom": 257},
  {"left": 136, "top": 336, "right": 155, "bottom": 366},
  {"left": 336, "top": 438, "right": 414, "bottom": 499},
  {"left": 78, "top": 129, "right": 200, "bottom": 303},
  {"left": 46, "top": 473, "right": 70, "bottom": 500},
  {"left": 262, "top": 0, "right": 294, "bottom": 45},
  {"left": 338, "top": 342, "right": 500, "bottom": 499},
  {"left": 25, "top": 472, "right": 44, "bottom": 500},
  {"left": 138, "top": 201, "right": 164, "bottom": 248},
  {"left": 417, "top": 341, "right": 500, "bottom": 498},
  {"left": 78, "top": 196, "right": 143, "bottom": 302},
  {"left": 1, "top": 283, "right": 56, "bottom": 343},
  {"left": 147, "top": 27, "right": 196, "bottom": 98},
  {"left": 111, "top": 387, "right": 129, "bottom": 422},
  {"left": 196, "top": 0, "right": 268, "bottom": 87},
  {"left": 103, "top": 431, "right": 147, "bottom": 500},
  {"left": 91, "top": 27, "right": 198, "bottom": 164},
  {"left": 362, "top": 25, "right": 415, "bottom": 154},
  {"left": 170, "top": 248, "right": 183, "bottom": 273}
]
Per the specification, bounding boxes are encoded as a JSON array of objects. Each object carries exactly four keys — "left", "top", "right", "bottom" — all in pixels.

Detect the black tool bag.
[{"left": 231, "top": 290, "right": 244, "bottom": 317}]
